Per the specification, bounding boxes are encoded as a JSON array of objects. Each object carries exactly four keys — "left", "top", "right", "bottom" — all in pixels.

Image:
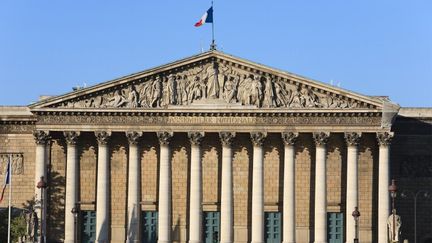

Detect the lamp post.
[
  {"left": 401, "top": 190, "right": 430, "bottom": 243},
  {"left": 388, "top": 179, "right": 398, "bottom": 243},
  {"left": 36, "top": 176, "right": 47, "bottom": 243},
  {"left": 71, "top": 202, "right": 79, "bottom": 243},
  {"left": 352, "top": 206, "right": 360, "bottom": 243}
]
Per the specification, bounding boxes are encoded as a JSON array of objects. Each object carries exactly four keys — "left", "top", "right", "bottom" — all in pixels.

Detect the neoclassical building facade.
[{"left": 0, "top": 51, "right": 431, "bottom": 243}]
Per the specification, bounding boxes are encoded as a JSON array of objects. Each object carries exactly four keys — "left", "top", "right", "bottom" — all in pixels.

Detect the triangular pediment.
[{"left": 29, "top": 51, "right": 391, "bottom": 111}]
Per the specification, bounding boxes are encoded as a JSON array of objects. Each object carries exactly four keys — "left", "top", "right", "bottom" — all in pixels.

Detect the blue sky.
[{"left": 0, "top": 1, "right": 431, "bottom": 107}]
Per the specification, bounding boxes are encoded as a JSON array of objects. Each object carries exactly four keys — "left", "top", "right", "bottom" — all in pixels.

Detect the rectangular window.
[
  {"left": 265, "top": 212, "right": 281, "bottom": 243},
  {"left": 203, "top": 211, "right": 220, "bottom": 243},
  {"left": 81, "top": 210, "right": 96, "bottom": 243},
  {"left": 327, "top": 212, "right": 344, "bottom": 243},
  {"left": 142, "top": 211, "right": 158, "bottom": 243}
]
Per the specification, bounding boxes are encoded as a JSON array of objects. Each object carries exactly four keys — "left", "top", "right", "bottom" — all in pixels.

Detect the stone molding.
[
  {"left": 219, "top": 132, "right": 236, "bottom": 146},
  {"left": 64, "top": 131, "right": 80, "bottom": 145},
  {"left": 250, "top": 132, "right": 267, "bottom": 146},
  {"left": 95, "top": 131, "right": 111, "bottom": 145},
  {"left": 33, "top": 130, "right": 50, "bottom": 145},
  {"left": 126, "top": 131, "right": 143, "bottom": 145},
  {"left": 344, "top": 132, "right": 362, "bottom": 147},
  {"left": 376, "top": 132, "right": 393, "bottom": 146},
  {"left": 313, "top": 132, "right": 330, "bottom": 146},
  {"left": 188, "top": 132, "right": 204, "bottom": 146},
  {"left": 157, "top": 131, "right": 173, "bottom": 145},
  {"left": 281, "top": 132, "right": 299, "bottom": 146}
]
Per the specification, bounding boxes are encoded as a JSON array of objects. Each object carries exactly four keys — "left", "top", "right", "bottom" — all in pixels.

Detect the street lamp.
[
  {"left": 71, "top": 203, "right": 79, "bottom": 243},
  {"left": 401, "top": 190, "right": 430, "bottom": 243},
  {"left": 352, "top": 206, "right": 360, "bottom": 243},
  {"left": 36, "top": 176, "right": 48, "bottom": 243},
  {"left": 388, "top": 179, "right": 398, "bottom": 243}
]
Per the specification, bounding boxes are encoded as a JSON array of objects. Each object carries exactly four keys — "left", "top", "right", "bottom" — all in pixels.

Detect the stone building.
[{"left": 0, "top": 50, "right": 431, "bottom": 243}]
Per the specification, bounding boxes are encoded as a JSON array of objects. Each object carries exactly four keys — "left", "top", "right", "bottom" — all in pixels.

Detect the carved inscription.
[
  {"left": 52, "top": 60, "right": 370, "bottom": 110},
  {"left": 0, "top": 153, "right": 24, "bottom": 175}
]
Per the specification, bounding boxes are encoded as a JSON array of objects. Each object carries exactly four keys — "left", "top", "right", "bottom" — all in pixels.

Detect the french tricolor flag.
[{"left": 194, "top": 7, "right": 213, "bottom": 27}]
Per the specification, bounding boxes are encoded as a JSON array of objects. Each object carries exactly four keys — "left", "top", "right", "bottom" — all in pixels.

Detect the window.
[
  {"left": 142, "top": 211, "right": 158, "bottom": 243},
  {"left": 327, "top": 212, "right": 344, "bottom": 243},
  {"left": 203, "top": 211, "right": 220, "bottom": 243},
  {"left": 265, "top": 212, "right": 281, "bottom": 243},
  {"left": 81, "top": 210, "right": 96, "bottom": 243}
]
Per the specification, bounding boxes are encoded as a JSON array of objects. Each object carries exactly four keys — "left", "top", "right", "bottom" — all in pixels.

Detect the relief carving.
[
  {"left": 0, "top": 153, "right": 24, "bottom": 175},
  {"left": 52, "top": 60, "right": 369, "bottom": 110}
]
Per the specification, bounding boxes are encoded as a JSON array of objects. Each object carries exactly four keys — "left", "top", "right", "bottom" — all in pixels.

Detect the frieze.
[
  {"left": 35, "top": 113, "right": 382, "bottom": 126},
  {"left": 0, "top": 124, "right": 35, "bottom": 134},
  {"left": 0, "top": 153, "right": 24, "bottom": 175},
  {"left": 49, "top": 60, "right": 373, "bottom": 110}
]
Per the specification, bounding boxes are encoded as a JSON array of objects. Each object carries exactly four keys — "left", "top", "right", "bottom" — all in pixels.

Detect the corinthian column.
[
  {"left": 344, "top": 132, "right": 361, "bottom": 243},
  {"left": 377, "top": 132, "right": 393, "bottom": 243},
  {"left": 33, "top": 130, "right": 50, "bottom": 243},
  {"left": 126, "top": 131, "right": 143, "bottom": 243},
  {"left": 64, "top": 131, "right": 80, "bottom": 243},
  {"left": 188, "top": 132, "right": 204, "bottom": 243},
  {"left": 219, "top": 132, "right": 236, "bottom": 243},
  {"left": 282, "top": 132, "right": 298, "bottom": 243},
  {"left": 250, "top": 132, "right": 267, "bottom": 243},
  {"left": 157, "top": 131, "right": 173, "bottom": 243},
  {"left": 95, "top": 131, "right": 111, "bottom": 243},
  {"left": 313, "top": 132, "right": 329, "bottom": 243}
]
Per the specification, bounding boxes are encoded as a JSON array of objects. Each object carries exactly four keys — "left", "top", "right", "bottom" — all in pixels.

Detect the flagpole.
[
  {"left": 7, "top": 154, "right": 12, "bottom": 243},
  {"left": 210, "top": 0, "right": 216, "bottom": 50}
]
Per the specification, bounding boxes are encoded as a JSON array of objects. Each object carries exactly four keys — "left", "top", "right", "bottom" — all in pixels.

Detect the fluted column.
[
  {"left": 188, "top": 132, "right": 204, "bottom": 243},
  {"left": 33, "top": 130, "right": 50, "bottom": 243},
  {"left": 126, "top": 131, "right": 143, "bottom": 243},
  {"left": 64, "top": 131, "right": 80, "bottom": 243},
  {"left": 157, "top": 131, "right": 173, "bottom": 243},
  {"left": 282, "top": 132, "right": 298, "bottom": 243},
  {"left": 344, "top": 132, "right": 361, "bottom": 243},
  {"left": 95, "top": 131, "right": 111, "bottom": 243},
  {"left": 313, "top": 132, "right": 329, "bottom": 243},
  {"left": 377, "top": 132, "right": 393, "bottom": 243},
  {"left": 219, "top": 132, "right": 236, "bottom": 243},
  {"left": 250, "top": 132, "right": 267, "bottom": 243}
]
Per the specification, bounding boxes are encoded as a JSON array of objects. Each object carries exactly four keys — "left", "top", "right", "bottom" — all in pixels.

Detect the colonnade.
[{"left": 32, "top": 130, "right": 393, "bottom": 243}]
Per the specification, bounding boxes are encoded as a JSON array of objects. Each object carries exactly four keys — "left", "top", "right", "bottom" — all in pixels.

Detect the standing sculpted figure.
[
  {"left": 151, "top": 76, "right": 162, "bottom": 107},
  {"left": 387, "top": 211, "right": 402, "bottom": 243},
  {"left": 126, "top": 85, "right": 139, "bottom": 108},
  {"left": 250, "top": 75, "right": 263, "bottom": 107},
  {"left": 167, "top": 74, "right": 177, "bottom": 105},
  {"left": 262, "top": 76, "right": 276, "bottom": 108},
  {"left": 223, "top": 75, "right": 239, "bottom": 103},
  {"left": 204, "top": 65, "right": 219, "bottom": 99}
]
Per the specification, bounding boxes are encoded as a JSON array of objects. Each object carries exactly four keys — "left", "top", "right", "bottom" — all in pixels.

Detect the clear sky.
[{"left": 1, "top": 1, "right": 431, "bottom": 107}]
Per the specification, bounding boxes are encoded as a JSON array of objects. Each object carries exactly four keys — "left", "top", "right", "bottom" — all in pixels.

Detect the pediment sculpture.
[{"left": 52, "top": 61, "right": 369, "bottom": 109}]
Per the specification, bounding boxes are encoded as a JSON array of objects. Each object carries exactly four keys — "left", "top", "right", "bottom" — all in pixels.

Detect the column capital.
[
  {"left": 313, "top": 132, "right": 330, "bottom": 146},
  {"left": 281, "top": 132, "right": 299, "bottom": 146},
  {"left": 157, "top": 131, "right": 173, "bottom": 145},
  {"left": 377, "top": 132, "right": 393, "bottom": 146},
  {"left": 126, "top": 131, "right": 143, "bottom": 145},
  {"left": 95, "top": 131, "right": 111, "bottom": 145},
  {"left": 344, "top": 132, "right": 362, "bottom": 147},
  {"left": 33, "top": 130, "right": 50, "bottom": 145},
  {"left": 64, "top": 131, "right": 80, "bottom": 145},
  {"left": 219, "top": 132, "right": 236, "bottom": 147},
  {"left": 250, "top": 132, "right": 267, "bottom": 147},
  {"left": 188, "top": 132, "right": 204, "bottom": 146}
]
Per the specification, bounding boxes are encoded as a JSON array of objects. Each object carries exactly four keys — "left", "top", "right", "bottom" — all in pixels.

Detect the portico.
[{"left": 27, "top": 50, "right": 399, "bottom": 243}]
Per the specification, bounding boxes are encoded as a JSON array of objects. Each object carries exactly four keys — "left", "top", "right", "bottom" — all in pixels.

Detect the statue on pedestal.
[{"left": 387, "top": 210, "right": 402, "bottom": 243}]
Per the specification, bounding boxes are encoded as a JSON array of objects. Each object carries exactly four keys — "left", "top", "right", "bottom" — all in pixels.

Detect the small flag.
[
  {"left": 0, "top": 158, "right": 11, "bottom": 203},
  {"left": 194, "top": 7, "right": 213, "bottom": 27}
]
